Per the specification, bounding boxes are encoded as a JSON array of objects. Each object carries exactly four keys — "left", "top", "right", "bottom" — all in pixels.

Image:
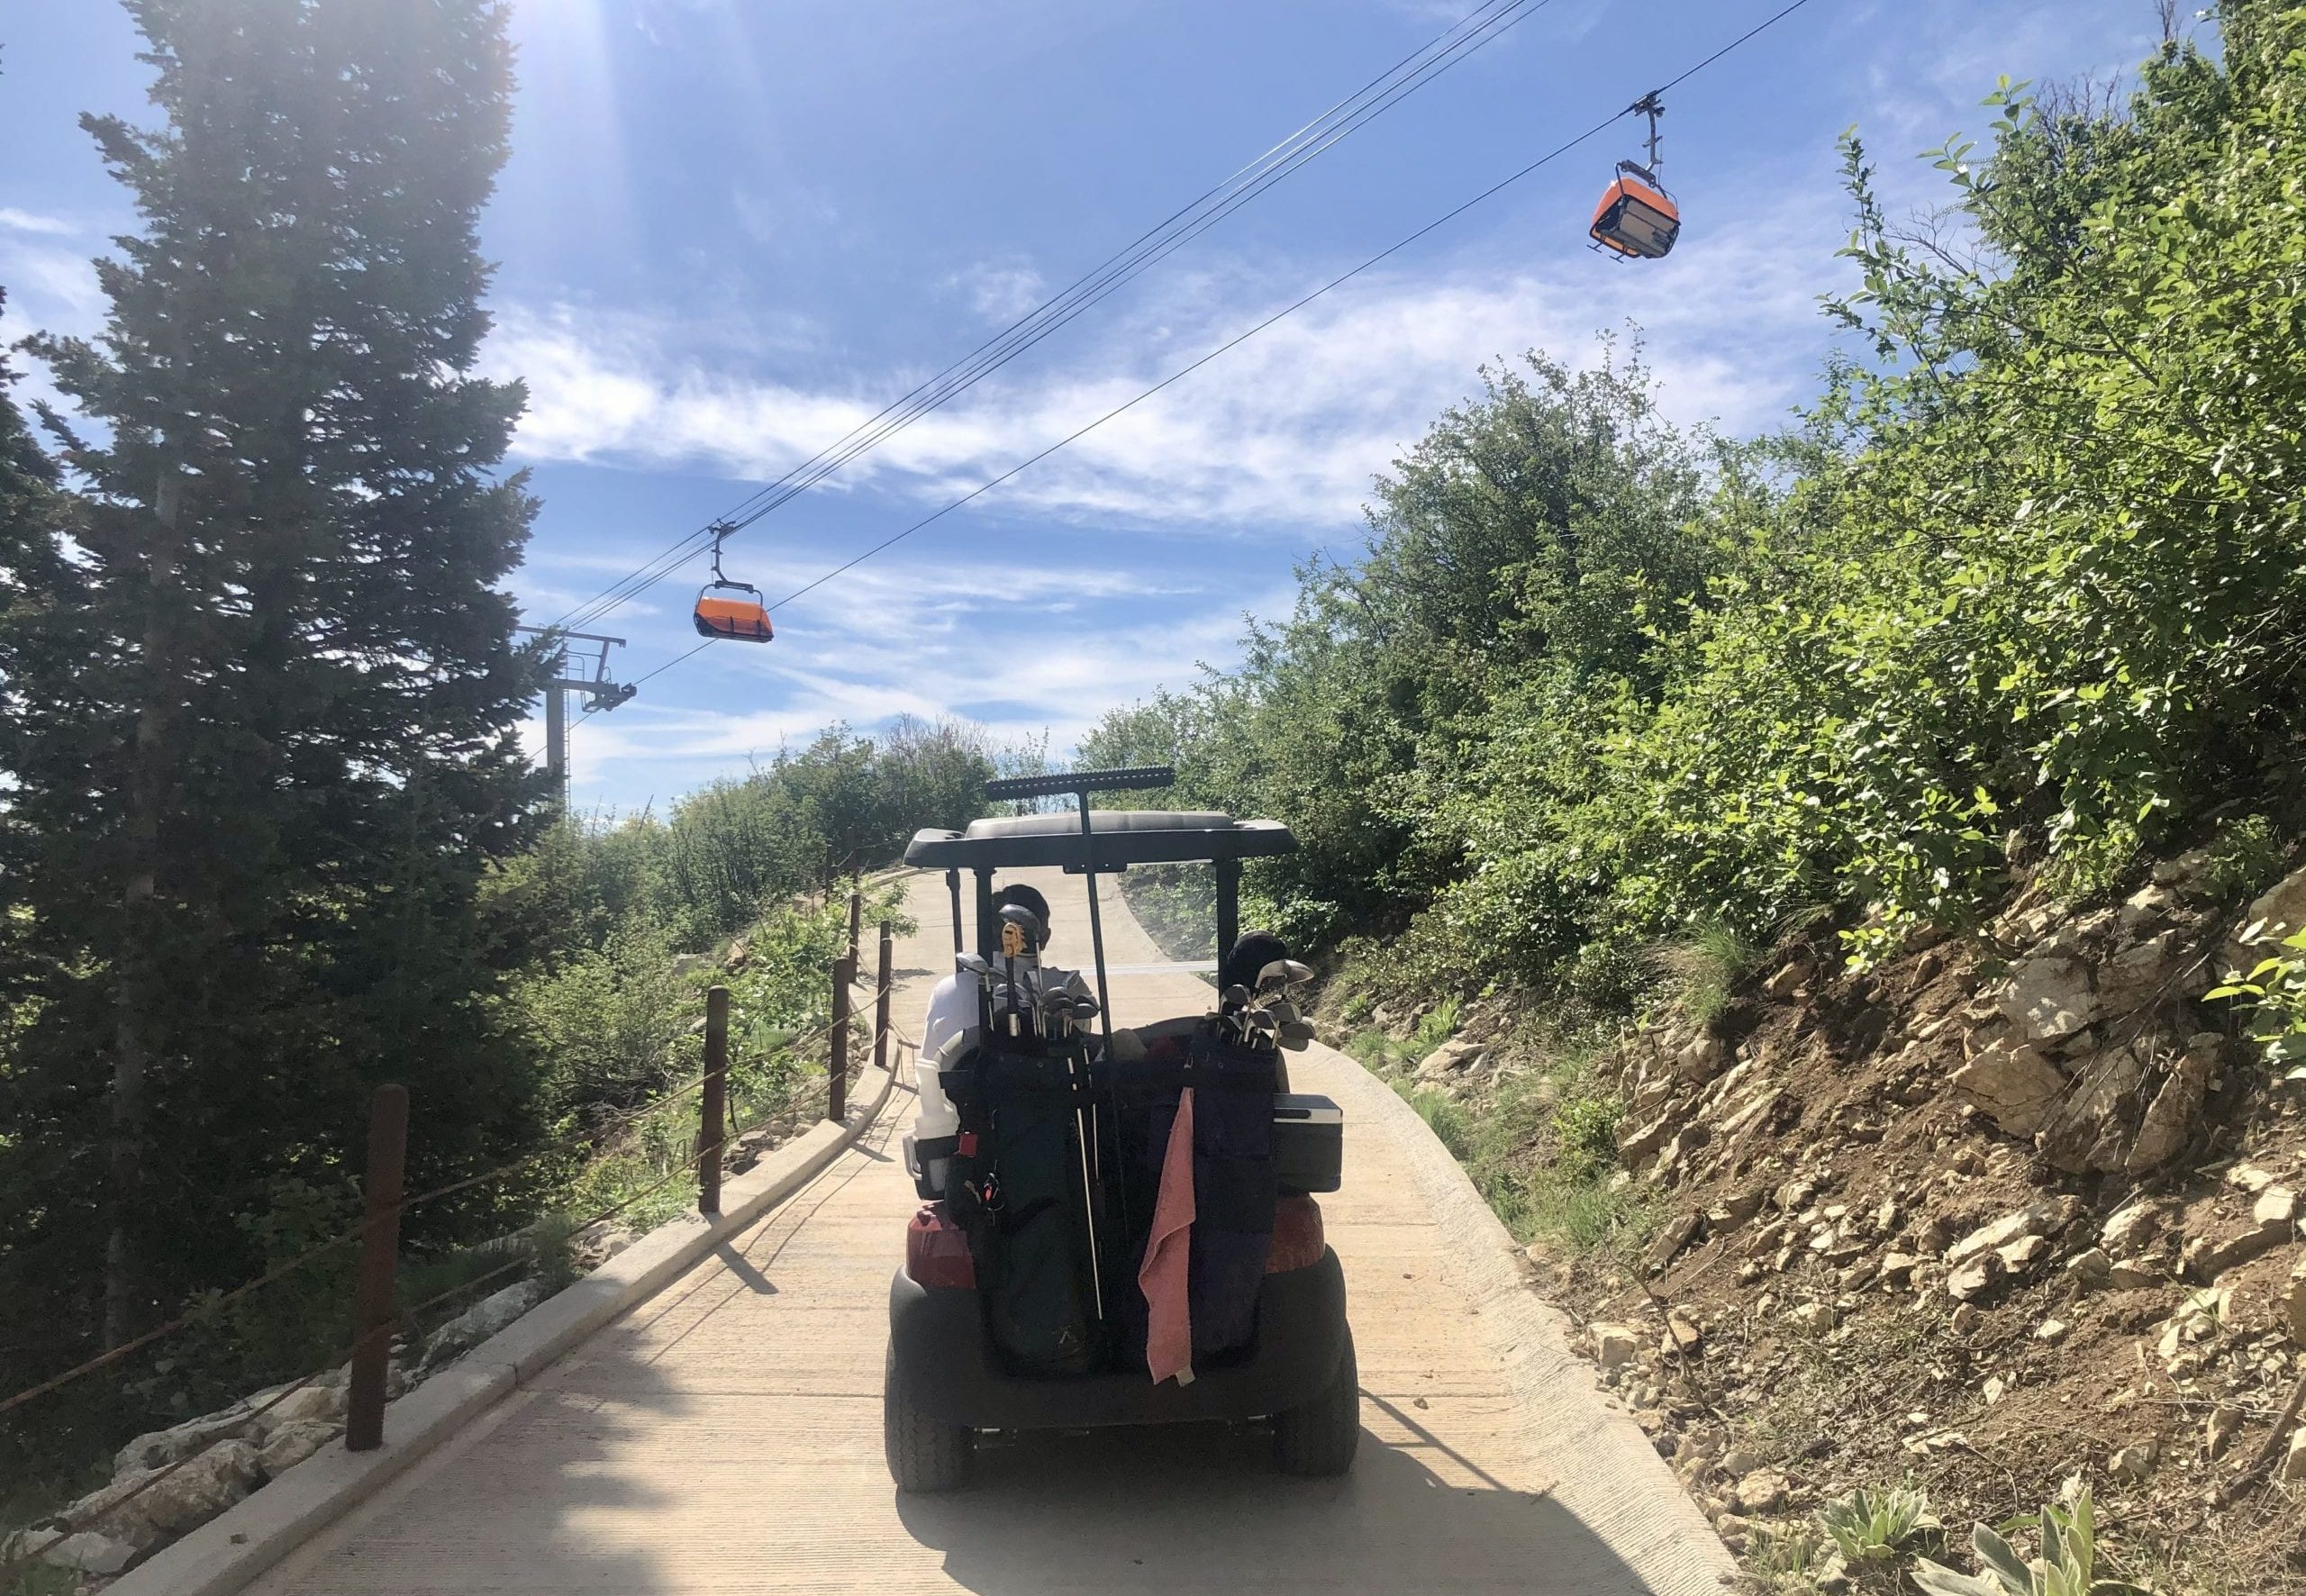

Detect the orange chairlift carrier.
[
  {"left": 693, "top": 523, "right": 774, "bottom": 642},
  {"left": 1589, "top": 93, "right": 1680, "bottom": 261}
]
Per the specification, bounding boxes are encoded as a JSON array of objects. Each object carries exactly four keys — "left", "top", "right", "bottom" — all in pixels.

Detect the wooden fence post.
[
  {"left": 829, "top": 955, "right": 853, "bottom": 1124},
  {"left": 700, "top": 985, "right": 728, "bottom": 1216},
  {"left": 346, "top": 1084, "right": 408, "bottom": 1453},
  {"left": 874, "top": 922, "right": 894, "bottom": 1076},
  {"left": 847, "top": 884, "right": 862, "bottom": 967}
]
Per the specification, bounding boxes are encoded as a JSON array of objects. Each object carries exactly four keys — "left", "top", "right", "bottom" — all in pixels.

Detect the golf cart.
[{"left": 884, "top": 767, "right": 1354, "bottom": 1492}]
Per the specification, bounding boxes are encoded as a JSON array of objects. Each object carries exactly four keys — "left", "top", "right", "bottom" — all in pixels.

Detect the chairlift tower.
[{"left": 516, "top": 627, "right": 637, "bottom": 809}]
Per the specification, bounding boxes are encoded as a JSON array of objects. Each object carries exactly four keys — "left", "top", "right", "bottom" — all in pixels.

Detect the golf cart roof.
[{"left": 903, "top": 810, "right": 1296, "bottom": 872}]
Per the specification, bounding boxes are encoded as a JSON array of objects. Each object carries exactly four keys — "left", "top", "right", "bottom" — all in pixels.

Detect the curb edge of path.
[
  {"left": 1311, "top": 1041, "right": 1739, "bottom": 1595},
  {"left": 112, "top": 1062, "right": 900, "bottom": 1596}
]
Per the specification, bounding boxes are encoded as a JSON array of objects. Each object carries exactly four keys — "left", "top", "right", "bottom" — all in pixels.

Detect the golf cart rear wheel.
[
  {"left": 1273, "top": 1328, "right": 1358, "bottom": 1477},
  {"left": 884, "top": 1346, "right": 973, "bottom": 1492}
]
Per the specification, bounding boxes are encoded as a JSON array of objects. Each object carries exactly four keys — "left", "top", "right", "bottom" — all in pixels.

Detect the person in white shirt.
[{"left": 910, "top": 884, "right": 1094, "bottom": 1196}]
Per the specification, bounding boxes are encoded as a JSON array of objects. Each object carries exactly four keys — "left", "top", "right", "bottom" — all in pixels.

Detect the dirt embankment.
[{"left": 1393, "top": 851, "right": 2306, "bottom": 1592}]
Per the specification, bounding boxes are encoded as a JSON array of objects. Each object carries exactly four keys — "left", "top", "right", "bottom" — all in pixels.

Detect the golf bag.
[
  {"left": 1113, "top": 1020, "right": 1280, "bottom": 1362},
  {"left": 942, "top": 1037, "right": 1106, "bottom": 1376}
]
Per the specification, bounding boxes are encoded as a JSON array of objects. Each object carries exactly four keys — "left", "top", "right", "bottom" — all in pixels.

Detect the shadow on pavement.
[{"left": 894, "top": 1414, "right": 1663, "bottom": 1595}]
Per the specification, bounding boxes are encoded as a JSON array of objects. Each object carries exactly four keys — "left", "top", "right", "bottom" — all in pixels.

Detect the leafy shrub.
[
  {"left": 1412, "top": 995, "right": 1463, "bottom": 1052},
  {"left": 1820, "top": 1481, "right": 1939, "bottom": 1564},
  {"left": 2205, "top": 927, "right": 2306, "bottom": 1080},
  {"left": 2200, "top": 812, "right": 2285, "bottom": 903},
  {"left": 1549, "top": 1095, "right": 1620, "bottom": 1165},
  {"left": 1911, "top": 1486, "right": 2146, "bottom": 1596}
]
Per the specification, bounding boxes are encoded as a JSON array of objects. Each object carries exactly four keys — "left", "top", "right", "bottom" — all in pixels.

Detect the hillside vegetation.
[
  {"left": 0, "top": 0, "right": 1027, "bottom": 1529},
  {"left": 1087, "top": 10, "right": 2306, "bottom": 1589},
  {"left": 1086, "top": 11, "right": 2306, "bottom": 1047}
]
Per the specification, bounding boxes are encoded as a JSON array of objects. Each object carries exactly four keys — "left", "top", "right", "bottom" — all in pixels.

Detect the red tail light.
[
  {"left": 1267, "top": 1193, "right": 1325, "bottom": 1274},
  {"left": 906, "top": 1204, "right": 976, "bottom": 1289}
]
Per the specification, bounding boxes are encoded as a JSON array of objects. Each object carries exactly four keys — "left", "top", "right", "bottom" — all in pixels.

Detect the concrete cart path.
[{"left": 248, "top": 866, "right": 1727, "bottom": 1595}]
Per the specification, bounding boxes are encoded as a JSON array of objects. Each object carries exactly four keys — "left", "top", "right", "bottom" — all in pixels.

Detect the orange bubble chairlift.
[
  {"left": 693, "top": 524, "right": 774, "bottom": 642},
  {"left": 1589, "top": 92, "right": 1680, "bottom": 261}
]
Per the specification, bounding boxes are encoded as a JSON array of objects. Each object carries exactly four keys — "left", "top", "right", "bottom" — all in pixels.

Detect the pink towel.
[{"left": 1139, "top": 1087, "right": 1197, "bottom": 1386}]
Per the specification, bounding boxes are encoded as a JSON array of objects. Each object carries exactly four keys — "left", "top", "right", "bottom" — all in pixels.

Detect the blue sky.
[{"left": 3, "top": 0, "right": 2161, "bottom": 814}]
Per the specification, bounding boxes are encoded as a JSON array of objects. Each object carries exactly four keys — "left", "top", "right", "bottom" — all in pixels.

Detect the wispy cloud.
[
  {"left": 491, "top": 189, "right": 1848, "bottom": 539},
  {"left": 558, "top": 559, "right": 1283, "bottom": 795},
  {"left": 949, "top": 261, "right": 1049, "bottom": 324},
  {"left": 0, "top": 209, "right": 77, "bottom": 238}
]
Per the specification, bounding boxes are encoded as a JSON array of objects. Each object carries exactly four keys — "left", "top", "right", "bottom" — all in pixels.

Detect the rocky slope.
[{"left": 1402, "top": 850, "right": 2306, "bottom": 1593}]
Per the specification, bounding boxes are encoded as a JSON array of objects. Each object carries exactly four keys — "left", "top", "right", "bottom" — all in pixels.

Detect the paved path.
[{"left": 250, "top": 866, "right": 1723, "bottom": 1595}]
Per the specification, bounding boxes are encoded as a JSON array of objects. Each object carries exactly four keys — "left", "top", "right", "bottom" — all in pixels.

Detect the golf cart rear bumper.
[{"left": 888, "top": 1248, "right": 1348, "bottom": 1430}]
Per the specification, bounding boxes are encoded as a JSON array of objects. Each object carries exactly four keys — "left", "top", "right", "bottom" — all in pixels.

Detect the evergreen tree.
[{"left": 5, "top": 0, "right": 548, "bottom": 1356}]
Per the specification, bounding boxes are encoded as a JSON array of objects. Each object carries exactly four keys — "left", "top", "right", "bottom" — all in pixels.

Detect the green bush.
[{"left": 2200, "top": 812, "right": 2285, "bottom": 903}]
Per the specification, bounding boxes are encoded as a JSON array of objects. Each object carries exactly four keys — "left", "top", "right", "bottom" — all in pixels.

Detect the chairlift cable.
[
  {"left": 541, "top": 0, "right": 1560, "bottom": 636},
  {"left": 758, "top": 0, "right": 1824, "bottom": 616},
  {"left": 694, "top": 0, "right": 1557, "bottom": 543},
  {"left": 580, "top": 0, "right": 1823, "bottom": 722}
]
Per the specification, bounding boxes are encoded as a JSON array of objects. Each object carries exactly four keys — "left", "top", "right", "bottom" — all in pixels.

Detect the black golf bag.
[
  {"left": 1112, "top": 1019, "right": 1280, "bottom": 1363},
  {"left": 942, "top": 1035, "right": 1107, "bottom": 1375}
]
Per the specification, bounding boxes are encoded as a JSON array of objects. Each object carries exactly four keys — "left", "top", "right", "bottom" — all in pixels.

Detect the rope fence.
[{"left": 0, "top": 891, "right": 910, "bottom": 1450}]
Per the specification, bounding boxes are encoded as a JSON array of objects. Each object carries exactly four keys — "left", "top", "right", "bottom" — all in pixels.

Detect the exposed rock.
[
  {"left": 2040, "top": 1038, "right": 2158, "bottom": 1174},
  {"left": 1705, "top": 1189, "right": 1767, "bottom": 1231},
  {"left": 1735, "top": 1470, "right": 1790, "bottom": 1513},
  {"left": 2035, "top": 1318, "right": 2069, "bottom": 1343},
  {"left": 2109, "top": 1443, "right": 2156, "bottom": 1483},
  {"left": 1947, "top": 1256, "right": 2004, "bottom": 1301},
  {"left": 1718, "top": 1447, "right": 1765, "bottom": 1480},
  {"left": 1996, "top": 954, "right": 2099, "bottom": 1043},
  {"left": 258, "top": 1418, "right": 338, "bottom": 1478},
  {"left": 1617, "top": 1111, "right": 1675, "bottom": 1163},
  {"left": 37, "top": 1531, "right": 138, "bottom": 1576},
  {"left": 1764, "top": 960, "right": 1810, "bottom": 1001},
  {"left": 1416, "top": 1038, "right": 1485, "bottom": 1081},
  {"left": 1951, "top": 1039, "right": 2067, "bottom": 1137},
  {"left": 2226, "top": 1162, "right": 2278, "bottom": 1196},
  {"left": 1649, "top": 1124, "right": 1711, "bottom": 1183},
  {"left": 1947, "top": 1198, "right": 2082, "bottom": 1265},
  {"left": 2205, "top": 1405, "right": 2242, "bottom": 1460},
  {"left": 259, "top": 1380, "right": 348, "bottom": 1430},
  {"left": 1949, "top": 1303, "right": 1982, "bottom": 1335},
  {"left": 1591, "top": 1323, "right": 1640, "bottom": 1370},
  {"left": 1663, "top": 1310, "right": 1704, "bottom": 1355},
  {"left": 1788, "top": 1301, "right": 1836, "bottom": 1334},
  {"left": 2097, "top": 929, "right": 2187, "bottom": 1011},
  {"left": 2102, "top": 1202, "right": 2167, "bottom": 1254},
  {"left": 114, "top": 1409, "right": 259, "bottom": 1477},
  {"left": 2185, "top": 1222, "right": 2286, "bottom": 1281},
  {"left": 78, "top": 1439, "right": 262, "bottom": 1544},
  {"left": 1645, "top": 1211, "right": 1702, "bottom": 1274},
  {"left": 1998, "top": 1234, "right": 2052, "bottom": 1272},
  {"left": 419, "top": 1278, "right": 545, "bottom": 1372},
  {"left": 2108, "top": 1256, "right": 2163, "bottom": 1289},
  {"left": 2256, "top": 1184, "right": 2299, "bottom": 1238},
  {"left": 2285, "top": 1256, "right": 2306, "bottom": 1347},
  {"left": 2284, "top": 1427, "right": 2306, "bottom": 1484},
  {"left": 1879, "top": 1252, "right": 1921, "bottom": 1286},
  {"left": 2226, "top": 862, "right": 2306, "bottom": 975},
  {"left": 2118, "top": 884, "right": 2177, "bottom": 936},
  {"left": 2065, "top": 1248, "right": 2113, "bottom": 1288},
  {"left": 1673, "top": 1034, "right": 1730, "bottom": 1082},
  {"left": 2126, "top": 1038, "right": 2217, "bottom": 1173}
]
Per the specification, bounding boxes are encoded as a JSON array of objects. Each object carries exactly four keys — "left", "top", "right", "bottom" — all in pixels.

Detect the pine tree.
[{"left": 7, "top": 0, "right": 548, "bottom": 1353}]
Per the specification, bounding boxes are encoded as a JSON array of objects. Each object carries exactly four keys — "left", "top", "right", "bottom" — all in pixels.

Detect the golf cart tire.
[
  {"left": 1273, "top": 1328, "right": 1358, "bottom": 1477},
  {"left": 885, "top": 1345, "right": 974, "bottom": 1492}
]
